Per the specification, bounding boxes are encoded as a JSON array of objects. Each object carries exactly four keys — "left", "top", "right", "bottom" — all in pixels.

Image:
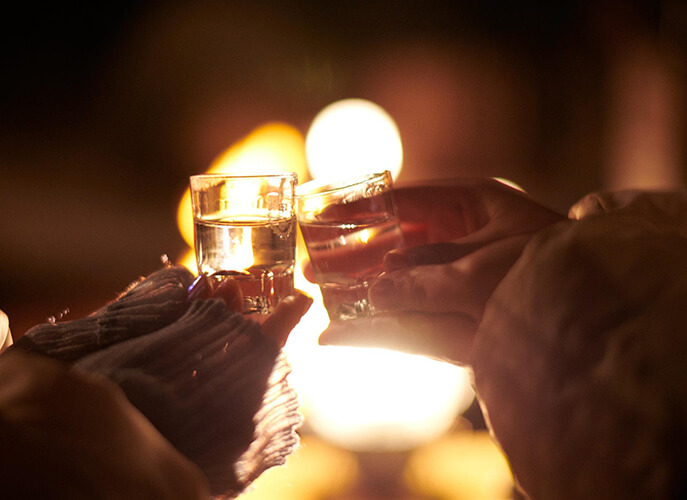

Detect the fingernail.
[{"left": 187, "top": 274, "right": 210, "bottom": 302}]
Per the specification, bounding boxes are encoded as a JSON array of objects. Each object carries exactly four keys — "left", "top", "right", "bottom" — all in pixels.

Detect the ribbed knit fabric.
[
  {"left": 13, "top": 265, "right": 195, "bottom": 361},
  {"left": 9, "top": 265, "right": 302, "bottom": 498}
]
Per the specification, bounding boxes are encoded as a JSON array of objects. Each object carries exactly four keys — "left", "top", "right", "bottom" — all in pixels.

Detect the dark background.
[{"left": 2, "top": 0, "right": 686, "bottom": 335}]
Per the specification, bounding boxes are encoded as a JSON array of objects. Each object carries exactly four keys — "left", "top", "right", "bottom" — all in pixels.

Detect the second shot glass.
[{"left": 296, "top": 171, "right": 404, "bottom": 321}]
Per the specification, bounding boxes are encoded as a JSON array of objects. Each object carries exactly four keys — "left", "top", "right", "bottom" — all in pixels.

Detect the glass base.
[
  {"left": 211, "top": 267, "right": 294, "bottom": 314},
  {"left": 333, "top": 299, "right": 374, "bottom": 321},
  {"left": 321, "top": 282, "right": 375, "bottom": 321}
]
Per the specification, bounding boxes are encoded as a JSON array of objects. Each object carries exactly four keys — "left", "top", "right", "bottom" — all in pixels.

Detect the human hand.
[
  {"left": 15, "top": 265, "right": 312, "bottom": 360},
  {"left": 71, "top": 272, "right": 311, "bottom": 497},
  {"left": 318, "top": 178, "right": 565, "bottom": 365},
  {"left": 187, "top": 272, "right": 313, "bottom": 346}
]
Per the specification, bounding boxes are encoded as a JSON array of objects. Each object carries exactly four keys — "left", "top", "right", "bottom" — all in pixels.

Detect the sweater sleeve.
[
  {"left": 472, "top": 190, "right": 687, "bottom": 500},
  {"left": 2, "top": 265, "right": 303, "bottom": 499}
]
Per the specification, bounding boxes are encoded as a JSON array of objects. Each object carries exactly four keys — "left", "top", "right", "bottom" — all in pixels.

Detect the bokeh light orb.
[{"left": 305, "top": 99, "right": 403, "bottom": 181}]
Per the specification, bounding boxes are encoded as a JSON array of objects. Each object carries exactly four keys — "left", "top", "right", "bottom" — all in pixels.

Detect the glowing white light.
[
  {"left": 305, "top": 99, "right": 403, "bottom": 181},
  {"left": 286, "top": 236, "right": 475, "bottom": 453},
  {"left": 285, "top": 99, "right": 475, "bottom": 452},
  {"left": 289, "top": 345, "right": 475, "bottom": 452}
]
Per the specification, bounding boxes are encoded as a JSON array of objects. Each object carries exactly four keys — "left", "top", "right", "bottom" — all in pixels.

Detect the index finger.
[{"left": 392, "top": 183, "right": 488, "bottom": 242}]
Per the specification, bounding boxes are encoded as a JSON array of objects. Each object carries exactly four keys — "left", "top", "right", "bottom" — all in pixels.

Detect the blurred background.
[
  {"left": 1, "top": 1, "right": 686, "bottom": 498},
  {"left": 2, "top": 0, "right": 686, "bottom": 332}
]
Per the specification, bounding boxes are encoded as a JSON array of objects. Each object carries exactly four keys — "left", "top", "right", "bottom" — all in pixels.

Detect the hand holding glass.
[
  {"left": 297, "top": 171, "right": 404, "bottom": 320},
  {"left": 190, "top": 173, "right": 298, "bottom": 314}
]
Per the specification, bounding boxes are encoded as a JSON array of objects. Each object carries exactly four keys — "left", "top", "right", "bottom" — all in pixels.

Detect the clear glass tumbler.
[
  {"left": 190, "top": 173, "right": 298, "bottom": 313},
  {"left": 297, "top": 171, "right": 404, "bottom": 320}
]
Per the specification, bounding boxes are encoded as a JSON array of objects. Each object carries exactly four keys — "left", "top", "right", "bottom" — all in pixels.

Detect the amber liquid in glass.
[{"left": 300, "top": 211, "right": 403, "bottom": 320}]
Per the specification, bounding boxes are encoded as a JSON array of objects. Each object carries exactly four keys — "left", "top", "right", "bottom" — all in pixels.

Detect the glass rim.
[
  {"left": 295, "top": 171, "right": 391, "bottom": 199},
  {"left": 190, "top": 172, "right": 298, "bottom": 180},
  {"left": 189, "top": 172, "right": 298, "bottom": 187}
]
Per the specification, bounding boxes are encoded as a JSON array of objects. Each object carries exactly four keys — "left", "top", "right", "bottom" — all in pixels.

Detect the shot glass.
[
  {"left": 190, "top": 173, "right": 298, "bottom": 314},
  {"left": 296, "top": 171, "right": 404, "bottom": 321}
]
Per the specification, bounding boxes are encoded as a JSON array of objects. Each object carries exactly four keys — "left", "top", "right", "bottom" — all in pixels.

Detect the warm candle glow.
[
  {"left": 305, "top": 99, "right": 403, "bottom": 181},
  {"left": 288, "top": 343, "right": 476, "bottom": 451},
  {"left": 406, "top": 429, "right": 514, "bottom": 499},
  {"left": 239, "top": 435, "right": 358, "bottom": 500}
]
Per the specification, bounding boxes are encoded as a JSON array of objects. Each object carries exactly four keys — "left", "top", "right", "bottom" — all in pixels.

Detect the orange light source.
[{"left": 406, "top": 429, "right": 515, "bottom": 499}]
